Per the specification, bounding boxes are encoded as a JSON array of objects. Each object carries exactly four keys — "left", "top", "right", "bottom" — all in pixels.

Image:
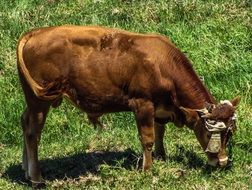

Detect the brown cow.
[{"left": 17, "top": 25, "right": 240, "bottom": 187}]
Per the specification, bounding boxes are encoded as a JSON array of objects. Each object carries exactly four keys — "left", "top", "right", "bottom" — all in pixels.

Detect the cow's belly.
[
  {"left": 78, "top": 95, "right": 130, "bottom": 113},
  {"left": 64, "top": 84, "right": 131, "bottom": 113}
]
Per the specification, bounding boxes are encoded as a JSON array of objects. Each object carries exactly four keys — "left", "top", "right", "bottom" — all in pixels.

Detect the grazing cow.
[{"left": 17, "top": 25, "right": 240, "bottom": 187}]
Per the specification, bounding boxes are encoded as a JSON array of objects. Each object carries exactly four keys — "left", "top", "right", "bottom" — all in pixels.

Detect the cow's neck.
[
  {"left": 175, "top": 76, "right": 215, "bottom": 108},
  {"left": 169, "top": 53, "right": 216, "bottom": 109}
]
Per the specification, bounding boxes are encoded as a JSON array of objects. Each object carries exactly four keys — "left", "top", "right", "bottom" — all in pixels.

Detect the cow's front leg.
[
  {"left": 140, "top": 124, "right": 155, "bottom": 171},
  {"left": 154, "top": 123, "right": 166, "bottom": 161},
  {"left": 130, "top": 99, "right": 155, "bottom": 171}
]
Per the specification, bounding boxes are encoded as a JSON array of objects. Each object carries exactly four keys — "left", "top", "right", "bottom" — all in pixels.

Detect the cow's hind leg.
[
  {"left": 21, "top": 101, "right": 50, "bottom": 188},
  {"left": 130, "top": 99, "right": 155, "bottom": 171},
  {"left": 21, "top": 108, "right": 29, "bottom": 178},
  {"left": 154, "top": 123, "right": 166, "bottom": 161}
]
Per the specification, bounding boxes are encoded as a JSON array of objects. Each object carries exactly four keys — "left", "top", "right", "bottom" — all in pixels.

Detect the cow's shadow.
[
  {"left": 3, "top": 148, "right": 138, "bottom": 186},
  {"left": 3, "top": 145, "right": 231, "bottom": 187},
  {"left": 169, "top": 144, "right": 233, "bottom": 174},
  {"left": 169, "top": 145, "right": 205, "bottom": 169}
]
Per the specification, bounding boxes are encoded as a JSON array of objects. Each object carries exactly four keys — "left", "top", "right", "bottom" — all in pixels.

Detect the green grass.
[{"left": 0, "top": 0, "right": 251, "bottom": 189}]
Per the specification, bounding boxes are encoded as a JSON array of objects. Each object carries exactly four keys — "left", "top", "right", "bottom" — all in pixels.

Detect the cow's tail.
[{"left": 17, "top": 31, "right": 59, "bottom": 101}]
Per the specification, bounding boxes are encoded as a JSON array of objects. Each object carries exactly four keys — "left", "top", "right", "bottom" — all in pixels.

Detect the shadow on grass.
[
  {"left": 169, "top": 144, "right": 233, "bottom": 175},
  {"left": 169, "top": 144, "right": 205, "bottom": 169},
  {"left": 3, "top": 148, "right": 138, "bottom": 187},
  {"left": 3, "top": 145, "right": 233, "bottom": 188}
]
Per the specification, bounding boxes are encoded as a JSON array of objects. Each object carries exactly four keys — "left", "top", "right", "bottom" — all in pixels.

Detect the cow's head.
[{"left": 180, "top": 96, "right": 240, "bottom": 167}]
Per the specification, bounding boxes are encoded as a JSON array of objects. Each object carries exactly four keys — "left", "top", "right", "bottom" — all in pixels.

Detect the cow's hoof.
[
  {"left": 25, "top": 171, "right": 29, "bottom": 180},
  {"left": 32, "top": 181, "right": 46, "bottom": 189}
]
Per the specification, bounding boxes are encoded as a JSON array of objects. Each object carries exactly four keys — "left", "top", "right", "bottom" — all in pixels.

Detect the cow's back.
[{"left": 18, "top": 26, "right": 173, "bottom": 112}]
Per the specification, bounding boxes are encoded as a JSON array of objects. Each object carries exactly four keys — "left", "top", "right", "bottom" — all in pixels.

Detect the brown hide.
[{"left": 18, "top": 25, "right": 215, "bottom": 112}]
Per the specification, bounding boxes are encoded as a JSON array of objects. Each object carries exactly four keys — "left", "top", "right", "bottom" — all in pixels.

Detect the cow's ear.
[
  {"left": 180, "top": 107, "right": 200, "bottom": 123},
  {"left": 230, "top": 96, "right": 241, "bottom": 107}
]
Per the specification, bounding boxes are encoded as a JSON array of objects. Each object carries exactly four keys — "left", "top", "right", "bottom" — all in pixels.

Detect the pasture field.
[{"left": 0, "top": 0, "right": 251, "bottom": 189}]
